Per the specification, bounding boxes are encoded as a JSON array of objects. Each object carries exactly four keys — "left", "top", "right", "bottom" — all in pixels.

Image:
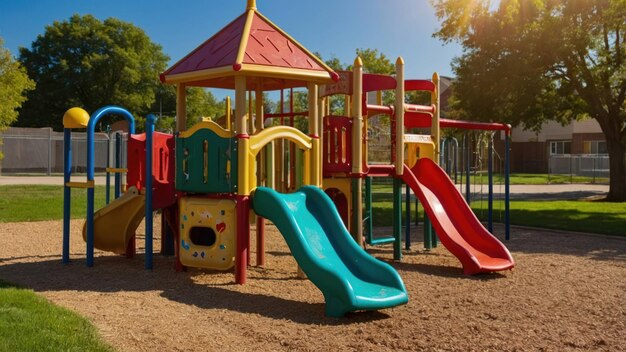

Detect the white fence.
[{"left": 0, "top": 127, "right": 126, "bottom": 175}]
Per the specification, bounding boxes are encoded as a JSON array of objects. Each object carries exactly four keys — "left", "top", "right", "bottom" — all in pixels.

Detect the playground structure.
[{"left": 61, "top": 0, "right": 513, "bottom": 316}]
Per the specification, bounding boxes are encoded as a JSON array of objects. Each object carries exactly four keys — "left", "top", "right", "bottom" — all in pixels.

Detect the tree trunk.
[{"left": 605, "top": 132, "right": 626, "bottom": 202}]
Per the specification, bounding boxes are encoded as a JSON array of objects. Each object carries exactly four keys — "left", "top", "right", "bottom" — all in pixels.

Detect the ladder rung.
[
  {"left": 106, "top": 167, "right": 128, "bottom": 173},
  {"left": 65, "top": 180, "right": 95, "bottom": 189}
]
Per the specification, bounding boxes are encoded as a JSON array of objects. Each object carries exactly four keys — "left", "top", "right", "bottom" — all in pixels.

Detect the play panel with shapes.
[{"left": 179, "top": 197, "right": 236, "bottom": 270}]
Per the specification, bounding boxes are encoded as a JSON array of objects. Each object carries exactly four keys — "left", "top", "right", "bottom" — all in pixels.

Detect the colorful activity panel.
[{"left": 179, "top": 197, "right": 236, "bottom": 270}]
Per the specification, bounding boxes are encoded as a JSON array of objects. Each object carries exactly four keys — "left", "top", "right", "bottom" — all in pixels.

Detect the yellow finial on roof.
[{"left": 247, "top": 0, "right": 257, "bottom": 10}]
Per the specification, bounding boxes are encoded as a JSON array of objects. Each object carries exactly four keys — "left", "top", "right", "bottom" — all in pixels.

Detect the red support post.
[
  {"left": 235, "top": 195, "right": 250, "bottom": 284},
  {"left": 256, "top": 215, "right": 265, "bottom": 266}
]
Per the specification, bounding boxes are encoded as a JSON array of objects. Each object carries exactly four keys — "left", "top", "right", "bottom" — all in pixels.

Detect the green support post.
[
  {"left": 351, "top": 178, "right": 360, "bottom": 242},
  {"left": 424, "top": 215, "right": 432, "bottom": 250},
  {"left": 392, "top": 178, "right": 402, "bottom": 260},
  {"left": 364, "top": 176, "right": 373, "bottom": 245}
]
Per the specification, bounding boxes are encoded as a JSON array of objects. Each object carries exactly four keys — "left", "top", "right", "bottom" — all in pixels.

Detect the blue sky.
[{"left": 0, "top": 0, "right": 461, "bottom": 84}]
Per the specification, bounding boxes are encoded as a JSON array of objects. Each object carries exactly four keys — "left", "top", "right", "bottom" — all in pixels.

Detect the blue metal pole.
[
  {"left": 62, "top": 129, "right": 72, "bottom": 264},
  {"left": 440, "top": 138, "right": 446, "bottom": 167},
  {"left": 145, "top": 114, "right": 156, "bottom": 269},
  {"left": 86, "top": 126, "right": 95, "bottom": 267},
  {"left": 488, "top": 135, "right": 494, "bottom": 233},
  {"left": 505, "top": 131, "right": 511, "bottom": 240},
  {"left": 105, "top": 125, "right": 111, "bottom": 205},
  {"left": 392, "top": 178, "right": 402, "bottom": 260},
  {"left": 86, "top": 106, "right": 136, "bottom": 267},
  {"left": 405, "top": 182, "right": 411, "bottom": 250},
  {"left": 115, "top": 133, "right": 122, "bottom": 199},
  {"left": 452, "top": 137, "right": 459, "bottom": 184},
  {"left": 465, "top": 133, "right": 471, "bottom": 204}
]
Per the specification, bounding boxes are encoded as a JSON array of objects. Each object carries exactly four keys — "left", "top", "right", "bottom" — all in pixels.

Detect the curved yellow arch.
[
  {"left": 179, "top": 120, "right": 233, "bottom": 139},
  {"left": 248, "top": 126, "right": 312, "bottom": 157}
]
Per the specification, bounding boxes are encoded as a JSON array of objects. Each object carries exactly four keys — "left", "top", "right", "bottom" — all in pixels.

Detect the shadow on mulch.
[
  {"left": 0, "top": 254, "right": 391, "bottom": 325},
  {"left": 371, "top": 225, "right": 626, "bottom": 264}
]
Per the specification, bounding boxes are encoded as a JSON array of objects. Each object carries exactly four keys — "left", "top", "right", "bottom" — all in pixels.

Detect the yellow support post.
[
  {"left": 352, "top": 57, "right": 363, "bottom": 175},
  {"left": 432, "top": 72, "right": 441, "bottom": 164},
  {"left": 308, "top": 82, "right": 320, "bottom": 186},
  {"left": 344, "top": 95, "right": 351, "bottom": 116},
  {"left": 256, "top": 88, "right": 265, "bottom": 185},
  {"left": 317, "top": 94, "right": 326, "bottom": 187},
  {"left": 226, "top": 96, "right": 232, "bottom": 131},
  {"left": 176, "top": 84, "right": 187, "bottom": 133},
  {"left": 235, "top": 76, "right": 250, "bottom": 195},
  {"left": 395, "top": 57, "right": 405, "bottom": 175},
  {"left": 352, "top": 57, "right": 364, "bottom": 246},
  {"left": 248, "top": 90, "right": 254, "bottom": 134}
]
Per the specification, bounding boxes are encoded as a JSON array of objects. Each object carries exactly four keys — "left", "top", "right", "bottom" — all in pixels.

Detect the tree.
[
  {"left": 433, "top": 0, "right": 626, "bottom": 201},
  {"left": 0, "top": 37, "right": 35, "bottom": 159},
  {"left": 17, "top": 14, "right": 169, "bottom": 131}
]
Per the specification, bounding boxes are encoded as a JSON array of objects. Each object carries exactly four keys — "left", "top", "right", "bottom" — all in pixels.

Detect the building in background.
[{"left": 509, "top": 119, "right": 608, "bottom": 177}]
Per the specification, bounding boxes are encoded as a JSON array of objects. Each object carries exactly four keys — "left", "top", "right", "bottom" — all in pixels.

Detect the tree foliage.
[
  {"left": 0, "top": 37, "right": 35, "bottom": 159},
  {"left": 17, "top": 14, "right": 169, "bottom": 131},
  {"left": 0, "top": 37, "right": 34, "bottom": 131},
  {"left": 433, "top": 0, "right": 626, "bottom": 201}
]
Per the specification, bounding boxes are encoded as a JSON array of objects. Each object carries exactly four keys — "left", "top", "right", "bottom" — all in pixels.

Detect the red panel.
[
  {"left": 440, "top": 119, "right": 511, "bottom": 132},
  {"left": 127, "top": 132, "right": 176, "bottom": 210},
  {"left": 366, "top": 165, "right": 395, "bottom": 177},
  {"left": 324, "top": 188, "right": 349, "bottom": 228},
  {"left": 127, "top": 134, "right": 146, "bottom": 191},
  {"left": 401, "top": 159, "right": 515, "bottom": 274},
  {"left": 405, "top": 79, "right": 436, "bottom": 92},
  {"left": 403, "top": 114, "right": 511, "bottom": 132},
  {"left": 323, "top": 116, "right": 352, "bottom": 175},
  {"left": 362, "top": 73, "right": 396, "bottom": 92},
  {"left": 243, "top": 14, "right": 326, "bottom": 71},
  {"left": 404, "top": 112, "right": 432, "bottom": 129},
  {"left": 164, "top": 14, "right": 247, "bottom": 76},
  {"left": 321, "top": 71, "right": 353, "bottom": 97}
]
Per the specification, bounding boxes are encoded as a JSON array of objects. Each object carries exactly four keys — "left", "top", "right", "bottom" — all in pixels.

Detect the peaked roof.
[{"left": 161, "top": 8, "right": 337, "bottom": 90}]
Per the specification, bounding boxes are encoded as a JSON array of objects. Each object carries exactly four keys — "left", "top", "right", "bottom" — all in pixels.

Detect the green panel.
[{"left": 175, "top": 129, "right": 237, "bottom": 194}]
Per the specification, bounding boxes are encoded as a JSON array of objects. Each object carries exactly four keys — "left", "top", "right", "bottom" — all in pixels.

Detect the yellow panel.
[
  {"left": 178, "top": 197, "right": 236, "bottom": 270},
  {"left": 406, "top": 141, "right": 435, "bottom": 169},
  {"left": 248, "top": 126, "right": 312, "bottom": 156},
  {"left": 178, "top": 120, "right": 233, "bottom": 139}
]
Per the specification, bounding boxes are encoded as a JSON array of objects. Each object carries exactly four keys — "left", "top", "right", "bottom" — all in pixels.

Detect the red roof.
[
  {"left": 243, "top": 14, "right": 325, "bottom": 71},
  {"left": 164, "top": 14, "right": 246, "bottom": 76},
  {"left": 162, "top": 9, "right": 335, "bottom": 87}
]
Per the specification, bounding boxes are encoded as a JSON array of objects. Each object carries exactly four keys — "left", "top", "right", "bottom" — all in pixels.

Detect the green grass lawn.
[
  {"left": 0, "top": 280, "right": 113, "bottom": 352},
  {"left": 0, "top": 185, "right": 106, "bottom": 223},
  {"left": 371, "top": 199, "right": 626, "bottom": 237},
  {"left": 370, "top": 173, "right": 608, "bottom": 192}
]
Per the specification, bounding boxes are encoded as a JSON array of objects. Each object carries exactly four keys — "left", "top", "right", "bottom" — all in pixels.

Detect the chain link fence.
[
  {"left": 548, "top": 154, "right": 609, "bottom": 181},
  {"left": 0, "top": 127, "right": 126, "bottom": 175}
]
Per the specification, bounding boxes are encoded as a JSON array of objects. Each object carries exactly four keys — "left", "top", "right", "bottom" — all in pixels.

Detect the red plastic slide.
[{"left": 402, "top": 158, "right": 515, "bottom": 274}]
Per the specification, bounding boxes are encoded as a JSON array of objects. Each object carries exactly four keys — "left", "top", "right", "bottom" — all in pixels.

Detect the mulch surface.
[{"left": 0, "top": 219, "right": 624, "bottom": 351}]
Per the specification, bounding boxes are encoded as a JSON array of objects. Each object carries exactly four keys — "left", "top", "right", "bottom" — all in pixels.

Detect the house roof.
[{"left": 160, "top": 5, "right": 337, "bottom": 90}]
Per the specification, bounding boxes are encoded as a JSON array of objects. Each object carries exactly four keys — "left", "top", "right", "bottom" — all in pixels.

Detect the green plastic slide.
[{"left": 252, "top": 186, "right": 408, "bottom": 317}]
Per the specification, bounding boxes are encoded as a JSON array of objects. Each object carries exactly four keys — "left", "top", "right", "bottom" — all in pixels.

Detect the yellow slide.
[{"left": 82, "top": 186, "right": 145, "bottom": 254}]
